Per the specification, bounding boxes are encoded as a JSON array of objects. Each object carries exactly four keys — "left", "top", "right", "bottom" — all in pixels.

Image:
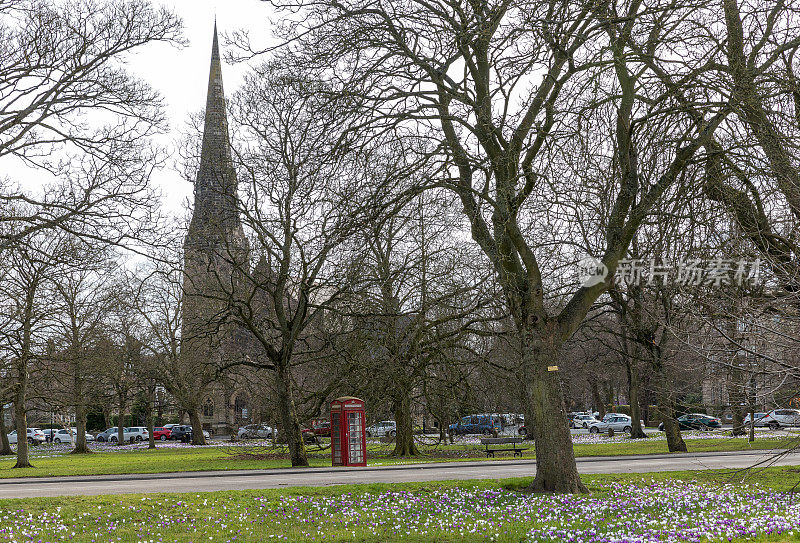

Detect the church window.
[{"left": 203, "top": 398, "right": 214, "bottom": 418}]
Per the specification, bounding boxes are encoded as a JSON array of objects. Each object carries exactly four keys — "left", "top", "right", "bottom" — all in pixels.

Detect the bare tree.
[
  {"left": 126, "top": 262, "right": 219, "bottom": 446},
  {"left": 50, "top": 251, "right": 116, "bottom": 453},
  {"left": 0, "top": 0, "right": 182, "bottom": 249},
  {"left": 254, "top": 0, "right": 730, "bottom": 491},
  {"left": 0, "top": 229, "right": 73, "bottom": 467},
  {"left": 342, "top": 192, "right": 488, "bottom": 455},
  {"left": 199, "top": 64, "right": 378, "bottom": 467}
]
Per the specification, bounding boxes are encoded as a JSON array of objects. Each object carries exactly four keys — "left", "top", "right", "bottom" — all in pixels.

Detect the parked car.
[
  {"left": 518, "top": 425, "right": 530, "bottom": 436},
  {"left": 42, "top": 429, "right": 57, "bottom": 443},
  {"left": 366, "top": 420, "right": 397, "bottom": 438},
  {"left": 448, "top": 415, "right": 501, "bottom": 436},
  {"left": 169, "top": 425, "right": 193, "bottom": 442},
  {"left": 588, "top": 415, "right": 644, "bottom": 434},
  {"left": 109, "top": 427, "right": 148, "bottom": 443},
  {"left": 658, "top": 413, "right": 722, "bottom": 431},
  {"left": 51, "top": 428, "right": 95, "bottom": 444},
  {"left": 126, "top": 427, "right": 149, "bottom": 442},
  {"left": 169, "top": 425, "right": 210, "bottom": 442},
  {"left": 7, "top": 428, "right": 46, "bottom": 445},
  {"left": 305, "top": 419, "right": 331, "bottom": 437},
  {"left": 601, "top": 413, "right": 627, "bottom": 422},
  {"left": 94, "top": 427, "right": 118, "bottom": 442},
  {"left": 761, "top": 409, "right": 800, "bottom": 430},
  {"left": 95, "top": 427, "right": 148, "bottom": 443},
  {"left": 743, "top": 412, "right": 769, "bottom": 428},
  {"left": 153, "top": 427, "right": 172, "bottom": 441},
  {"left": 237, "top": 424, "right": 275, "bottom": 439},
  {"left": 571, "top": 414, "right": 598, "bottom": 429}
]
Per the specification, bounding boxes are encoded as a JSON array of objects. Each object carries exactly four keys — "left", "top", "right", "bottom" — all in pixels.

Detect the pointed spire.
[
  {"left": 185, "top": 23, "right": 243, "bottom": 250},
  {"left": 211, "top": 19, "right": 220, "bottom": 61}
]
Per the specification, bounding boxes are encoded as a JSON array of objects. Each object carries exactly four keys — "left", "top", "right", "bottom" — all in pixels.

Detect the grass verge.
[{"left": 0, "top": 432, "right": 795, "bottom": 479}]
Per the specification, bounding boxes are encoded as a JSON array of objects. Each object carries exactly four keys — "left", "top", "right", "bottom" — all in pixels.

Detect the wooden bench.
[{"left": 480, "top": 437, "right": 529, "bottom": 458}]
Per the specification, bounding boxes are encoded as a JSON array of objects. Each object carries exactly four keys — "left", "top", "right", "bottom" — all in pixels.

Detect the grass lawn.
[
  {"left": 0, "top": 432, "right": 796, "bottom": 479},
  {"left": 0, "top": 467, "right": 799, "bottom": 542}
]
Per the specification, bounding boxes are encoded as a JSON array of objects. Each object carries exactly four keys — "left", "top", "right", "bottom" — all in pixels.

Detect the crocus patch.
[{"left": 0, "top": 480, "right": 797, "bottom": 542}]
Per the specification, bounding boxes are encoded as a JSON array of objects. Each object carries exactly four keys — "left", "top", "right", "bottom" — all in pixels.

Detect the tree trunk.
[
  {"left": 189, "top": 408, "right": 206, "bottom": 445},
  {"left": 625, "top": 357, "right": 647, "bottom": 439},
  {"left": 522, "top": 364, "right": 535, "bottom": 441},
  {"left": 275, "top": 363, "right": 308, "bottom": 467},
  {"left": 729, "top": 365, "right": 747, "bottom": 436},
  {"left": 71, "top": 374, "right": 90, "bottom": 454},
  {"left": 659, "top": 396, "right": 687, "bottom": 453},
  {"left": 116, "top": 398, "right": 126, "bottom": 445},
  {"left": 590, "top": 380, "right": 605, "bottom": 419},
  {"left": 0, "top": 405, "right": 13, "bottom": 455},
  {"left": 731, "top": 407, "right": 746, "bottom": 436},
  {"left": 748, "top": 405, "right": 755, "bottom": 443},
  {"left": 604, "top": 383, "right": 615, "bottom": 413},
  {"left": 13, "top": 389, "right": 32, "bottom": 468},
  {"left": 146, "top": 387, "right": 156, "bottom": 449},
  {"left": 438, "top": 420, "right": 446, "bottom": 442},
  {"left": 392, "top": 393, "right": 420, "bottom": 456},
  {"left": 524, "top": 327, "right": 587, "bottom": 494}
]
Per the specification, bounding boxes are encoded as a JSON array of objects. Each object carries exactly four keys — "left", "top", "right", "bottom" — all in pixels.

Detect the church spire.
[{"left": 186, "top": 22, "right": 243, "bottom": 249}]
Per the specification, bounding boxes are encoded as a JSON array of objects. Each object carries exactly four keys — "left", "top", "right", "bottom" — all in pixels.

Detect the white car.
[
  {"left": 588, "top": 415, "right": 644, "bottom": 434},
  {"left": 762, "top": 409, "right": 800, "bottom": 430},
  {"left": 7, "top": 428, "right": 46, "bottom": 445},
  {"left": 237, "top": 424, "right": 274, "bottom": 439},
  {"left": 104, "top": 427, "right": 148, "bottom": 443},
  {"left": 365, "top": 420, "right": 396, "bottom": 438},
  {"left": 51, "top": 428, "right": 95, "bottom": 444},
  {"left": 743, "top": 412, "right": 769, "bottom": 428},
  {"left": 571, "top": 414, "right": 598, "bottom": 428}
]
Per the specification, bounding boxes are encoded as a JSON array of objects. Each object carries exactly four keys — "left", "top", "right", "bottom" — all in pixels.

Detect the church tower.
[{"left": 179, "top": 24, "right": 249, "bottom": 434}]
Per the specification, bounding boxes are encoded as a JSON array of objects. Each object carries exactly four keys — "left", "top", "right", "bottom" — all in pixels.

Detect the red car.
[
  {"left": 302, "top": 419, "right": 331, "bottom": 442},
  {"left": 152, "top": 427, "right": 172, "bottom": 441}
]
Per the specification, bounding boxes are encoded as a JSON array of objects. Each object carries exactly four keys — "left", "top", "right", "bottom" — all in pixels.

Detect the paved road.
[{"left": 0, "top": 449, "right": 797, "bottom": 498}]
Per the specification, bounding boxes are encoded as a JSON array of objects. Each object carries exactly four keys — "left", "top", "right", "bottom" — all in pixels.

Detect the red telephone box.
[{"left": 330, "top": 396, "right": 367, "bottom": 467}]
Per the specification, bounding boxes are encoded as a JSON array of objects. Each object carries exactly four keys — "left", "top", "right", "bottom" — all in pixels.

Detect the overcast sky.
[{"left": 129, "top": 0, "right": 275, "bottom": 217}]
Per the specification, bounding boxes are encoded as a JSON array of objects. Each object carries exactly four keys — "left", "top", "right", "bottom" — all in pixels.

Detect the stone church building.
[{"left": 179, "top": 25, "right": 262, "bottom": 435}]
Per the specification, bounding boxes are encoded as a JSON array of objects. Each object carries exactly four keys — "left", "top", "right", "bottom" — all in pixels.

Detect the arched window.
[
  {"left": 203, "top": 398, "right": 214, "bottom": 418},
  {"left": 234, "top": 396, "right": 248, "bottom": 420}
]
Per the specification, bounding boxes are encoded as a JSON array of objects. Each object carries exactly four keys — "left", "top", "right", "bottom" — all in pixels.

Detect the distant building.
[{"left": 180, "top": 25, "right": 256, "bottom": 434}]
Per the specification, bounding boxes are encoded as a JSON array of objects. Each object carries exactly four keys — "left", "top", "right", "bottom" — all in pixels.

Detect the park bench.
[{"left": 480, "top": 437, "right": 529, "bottom": 458}]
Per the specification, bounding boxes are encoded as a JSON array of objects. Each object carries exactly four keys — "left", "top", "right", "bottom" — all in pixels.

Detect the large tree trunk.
[
  {"left": 275, "top": 363, "right": 308, "bottom": 467},
  {"left": 0, "top": 406, "right": 12, "bottom": 455},
  {"left": 71, "top": 374, "right": 90, "bottom": 454},
  {"left": 392, "top": 393, "right": 420, "bottom": 456},
  {"left": 625, "top": 357, "right": 647, "bottom": 439},
  {"left": 13, "top": 386, "right": 32, "bottom": 468},
  {"left": 189, "top": 408, "right": 206, "bottom": 445},
  {"left": 524, "top": 327, "right": 587, "bottom": 494},
  {"left": 659, "top": 396, "right": 687, "bottom": 453}
]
